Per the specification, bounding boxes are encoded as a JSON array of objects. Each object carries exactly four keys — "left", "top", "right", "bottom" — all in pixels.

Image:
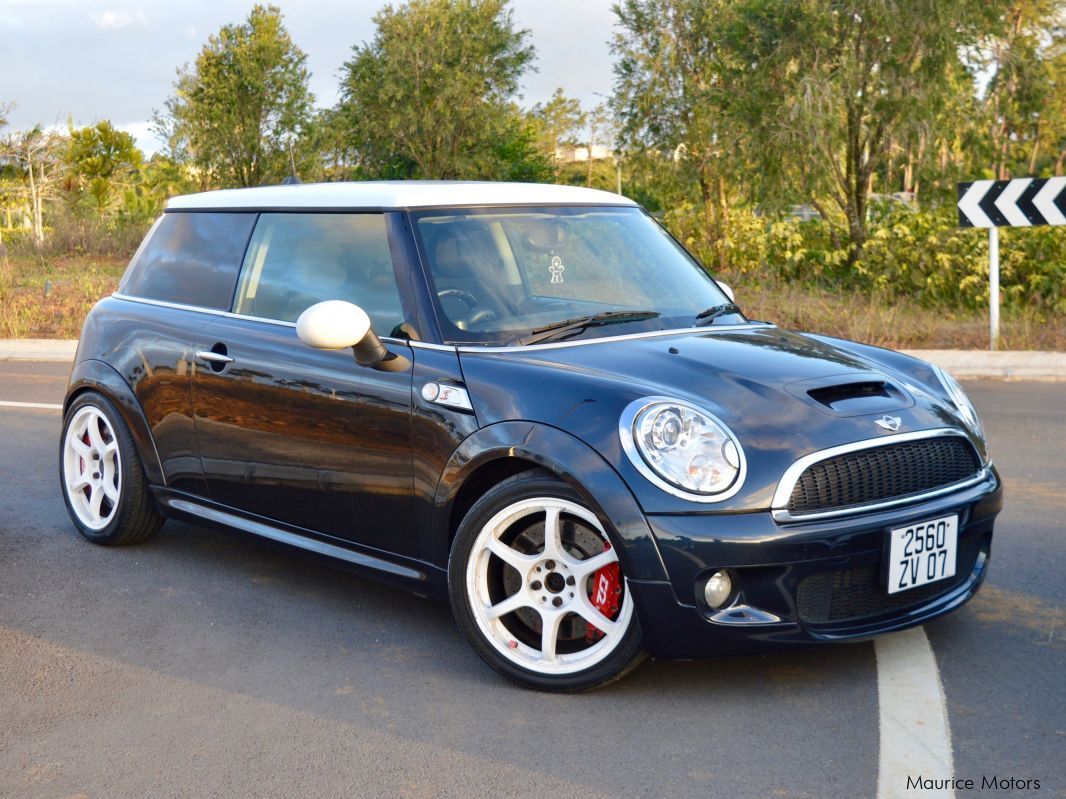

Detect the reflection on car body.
[{"left": 59, "top": 181, "right": 1002, "bottom": 691}]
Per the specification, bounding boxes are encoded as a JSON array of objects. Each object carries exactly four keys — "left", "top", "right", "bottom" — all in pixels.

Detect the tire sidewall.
[
  {"left": 448, "top": 472, "right": 645, "bottom": 692},
  {"left": 59, "top": 392, "right": 145, "bottom": 544}
]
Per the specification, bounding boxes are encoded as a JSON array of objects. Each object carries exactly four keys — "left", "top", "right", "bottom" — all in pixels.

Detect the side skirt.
[{"left": 152, "top": 488, "right": 448, "bottom": 599}]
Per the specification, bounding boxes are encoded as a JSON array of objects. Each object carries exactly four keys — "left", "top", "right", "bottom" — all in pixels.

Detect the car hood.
[{"left": 456, "top": 325, "right": 982, "bottom": 513}]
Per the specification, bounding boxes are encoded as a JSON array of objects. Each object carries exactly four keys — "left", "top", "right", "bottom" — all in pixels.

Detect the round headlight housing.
[
  {"left": 932, "top": 365, "right": 984, "bottom": 440},
  {"left": 620, "top": 398, "right": 746, "bottom": 501}
]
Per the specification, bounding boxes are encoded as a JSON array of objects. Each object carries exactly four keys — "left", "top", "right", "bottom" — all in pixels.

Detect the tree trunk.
[
  {"left": 26, "top": 152, "right": 42, "bottom": 246},
  {"left": 1028, "top": 135, "right": 1040, "bottom": 176},
  {"left": 35, "top": 161, "right": 46, "bottom": 246}
]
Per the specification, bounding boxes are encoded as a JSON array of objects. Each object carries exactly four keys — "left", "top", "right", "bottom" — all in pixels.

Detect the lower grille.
[
  {"left": 787, "top": 436, "right": 981, "bottom": 515},
  {"left": 796, "top": 533, "right": 984, "bottom": 624}
]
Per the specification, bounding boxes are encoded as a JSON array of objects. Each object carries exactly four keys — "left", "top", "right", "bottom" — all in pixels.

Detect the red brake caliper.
[
  {"left": 586, "top": 541, "right": 622, "bottom": 642},
  {"left": 81, "top": 433, "right": 91, "bottom": 499}
]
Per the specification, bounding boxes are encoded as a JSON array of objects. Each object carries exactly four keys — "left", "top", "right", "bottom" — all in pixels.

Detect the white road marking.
[
  {"left": 0, "top": 400, "right": 63, "bottom": 410},
  {"left": 876, "top": 626, "right": 955, "bottom": 799}
]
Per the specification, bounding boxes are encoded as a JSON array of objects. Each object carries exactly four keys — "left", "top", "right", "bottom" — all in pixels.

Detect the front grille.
[
  {"left": 787, "top": 436, "right": 981, "bottom": 515},
  {"left": 796, "top": 533, "right": 984, "bottom": 624}
]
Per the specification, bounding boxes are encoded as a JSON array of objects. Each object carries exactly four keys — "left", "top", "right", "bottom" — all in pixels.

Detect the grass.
[
  {"left": 738, "top": 283, "right": 1066, "bottom": 351},
  {"left": 1, "top": 254, "right": 1063, "bottom": 349},
  {"left": 0, "top": 255, "right": 128, "bottom": 339}
]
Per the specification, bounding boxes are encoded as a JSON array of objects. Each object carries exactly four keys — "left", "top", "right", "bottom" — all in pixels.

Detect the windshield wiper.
[
  {"left": 694, "top": 303, "right": 743, "bottom": 327},
  {"left": 515, "top": 310, "right": 661, "bottom": 345}
]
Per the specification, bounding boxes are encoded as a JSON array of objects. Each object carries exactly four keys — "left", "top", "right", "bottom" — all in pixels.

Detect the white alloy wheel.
[
  {"left": 62, "top": 405, "right": 122, "bottom": 531},
  {"left": 465, "top": 496, "right": 634, "bottom": 676}
]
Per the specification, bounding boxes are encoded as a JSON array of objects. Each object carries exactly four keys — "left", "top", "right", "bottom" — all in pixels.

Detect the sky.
[{"left": 0, "top": 0, "right": 618, "bottom": 154}]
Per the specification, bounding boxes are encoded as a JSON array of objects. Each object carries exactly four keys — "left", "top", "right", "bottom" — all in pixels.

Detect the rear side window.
[
  {"left": 233, "top": 213, "right": 406, "bottom": 335},
  {"left": 121, "top": 212, "right": 256, "bottom": 310}
]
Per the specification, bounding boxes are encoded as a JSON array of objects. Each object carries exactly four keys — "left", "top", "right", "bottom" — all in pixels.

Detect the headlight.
[
  {"left": 932, "top": 365, "right": 984, "bottom": 439},
  {"left": 619, "top": 397, "right": 746, "bottom": 501}
]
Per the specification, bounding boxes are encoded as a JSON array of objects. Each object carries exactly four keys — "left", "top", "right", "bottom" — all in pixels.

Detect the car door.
[
  {"left": 114, "top": 210, "right": 258, "bottom": 495},
  {"left": 191, "top": 212, "right": 419, "bottom": 556}
]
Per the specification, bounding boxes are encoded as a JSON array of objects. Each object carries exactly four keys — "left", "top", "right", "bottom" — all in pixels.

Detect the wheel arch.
[
  {"left": 64, "top": 359, "right": 165, "bottom": 486},
  {"left": 431, "top": 421, "right": 668, "bottom": 583}
]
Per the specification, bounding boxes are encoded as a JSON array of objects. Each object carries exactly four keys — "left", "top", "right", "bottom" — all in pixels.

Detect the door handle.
[{"left": 196, "top": 350, "right": 234, "bottom": 365}]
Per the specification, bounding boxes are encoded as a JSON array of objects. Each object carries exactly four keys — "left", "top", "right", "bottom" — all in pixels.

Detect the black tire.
[
  {"left": 59, "top": 391, "right": 164, "bottom": 546},
  {"left": 448, "top": 470, "right": 646, "bottom": 692}
]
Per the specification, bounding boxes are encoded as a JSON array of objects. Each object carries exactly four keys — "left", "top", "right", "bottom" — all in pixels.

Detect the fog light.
[{"left": 703, "top": 570, "right": 733, "bottom": 609}]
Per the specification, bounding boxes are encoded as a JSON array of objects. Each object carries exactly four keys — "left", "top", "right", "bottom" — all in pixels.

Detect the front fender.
[
  {"left": 432, "top": 421, "right": 669, "bottom": 583},
  {"left": 64, "top": 359, "right": 165, "bottom": 486}
]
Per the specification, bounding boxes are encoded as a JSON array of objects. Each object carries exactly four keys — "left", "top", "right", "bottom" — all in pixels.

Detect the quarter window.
[
  {"left": 120, "top": 212, "right": 256, "bottom": 310},
  {"left": 233, "top": 213, "right": 406, "bottom": 335}
]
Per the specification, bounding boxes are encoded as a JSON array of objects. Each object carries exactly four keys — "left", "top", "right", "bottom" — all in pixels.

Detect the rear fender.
[{"left": 64, "top": 359, "right": 165, "bottom": 486}]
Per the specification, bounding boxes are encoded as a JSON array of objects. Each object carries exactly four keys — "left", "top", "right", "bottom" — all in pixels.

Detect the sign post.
[
  {"left": 988, "top": 226, "right": 999, "bottom": 350},
  {"left": 957, "top": 176, "right": 1066, "bottom": 350}
]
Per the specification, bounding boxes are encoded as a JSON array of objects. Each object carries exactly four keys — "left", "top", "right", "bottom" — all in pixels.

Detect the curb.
[
  {"left": 0, "top": 339, "right": 78, "bottom": 362},
  {"left": 0, "top": 339, "right": 1062, "bottom": 379},
  {"left": 904, "top": 349, "right": 1066, "bottom": 381}
]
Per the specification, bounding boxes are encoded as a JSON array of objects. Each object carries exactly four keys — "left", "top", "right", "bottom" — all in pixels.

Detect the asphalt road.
[{"left": 0, "top": 362, "right": 1062, "bottom": 799}]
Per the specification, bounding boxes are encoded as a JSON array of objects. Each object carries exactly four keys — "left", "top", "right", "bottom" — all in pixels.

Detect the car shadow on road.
[{"left": 1, "top": 509, "right": 881, "bottom": 798}]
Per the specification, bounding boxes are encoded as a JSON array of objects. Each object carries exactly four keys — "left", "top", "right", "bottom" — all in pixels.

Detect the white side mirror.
[
  {"left": 718, "top": 282, "right": 735, "bottom": 302},
  {"left": 296, "top": 300, "right": 409, "bottom": 372},
  {"left": 296, "top": 300, "right": 371, "bottom": 350}
]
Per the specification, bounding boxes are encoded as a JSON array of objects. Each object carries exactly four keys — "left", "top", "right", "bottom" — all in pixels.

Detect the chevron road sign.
[
  {"left": 958, "top": 177, "right": 1066, "bottom": 228},
  {"left": 957, "top": 177, "right": 1066, "bottom": 350}
]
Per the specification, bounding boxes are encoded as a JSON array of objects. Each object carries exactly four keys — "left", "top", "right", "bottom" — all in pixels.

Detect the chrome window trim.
[
  {"left": 618, "top": 396, "right": 748, "bottom": 504},
  {"left": 456, "top": 323, "right": 774, "bottom": 354},
  {"left": 112, "top": 294, "right": 765, "bottom": 353},
  {"left": 112, "top": 292, "right": 228, "bottom": 316},
  {"left": 770, "top": 428, "right": 990, "bottom": 523},
  {"left": 111, "top": 293, "right": 454, "bottom": 350}
]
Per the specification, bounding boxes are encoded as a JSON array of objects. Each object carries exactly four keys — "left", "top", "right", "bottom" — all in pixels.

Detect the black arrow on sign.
[
  {"left": 977, "top": 180, "right": 1011, "bottom": 227},
  {"left": 1017, "top": 179, "right": 1044, "bottom": 225}
]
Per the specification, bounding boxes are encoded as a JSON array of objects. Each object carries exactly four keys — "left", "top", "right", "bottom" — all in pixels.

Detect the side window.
[
  {"left": 233, "top": 213, "right": 406, "bottom": 335},
  {"left": 121, "top": 212, "right": 256, "bottom": 310}
]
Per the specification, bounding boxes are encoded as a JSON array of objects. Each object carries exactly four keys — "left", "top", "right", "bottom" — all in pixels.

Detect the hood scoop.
[{"left": 785, "top": 373, "right": 914, "bottom": 417}]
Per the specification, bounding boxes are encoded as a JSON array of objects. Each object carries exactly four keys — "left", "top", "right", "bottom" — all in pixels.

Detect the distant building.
[{"left": 554, "top": 145, "right": 615, "bottom": 163}]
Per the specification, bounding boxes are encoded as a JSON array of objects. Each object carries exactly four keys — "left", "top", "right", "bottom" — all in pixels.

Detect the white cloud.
[
  {"left": 116, "top": 120, "right": 162, "bottom": 155},
  {"left": 93, "top": 9, "right": 148, "bottom": 30}
]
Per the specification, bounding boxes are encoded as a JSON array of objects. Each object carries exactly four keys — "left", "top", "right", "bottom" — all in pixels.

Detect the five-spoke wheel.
[
  {"left": 62, "top": 405, "right": 122, "bottom": 530},
  {"left": 59, "top": 393, "right": 163, "bottom": 545},
  {"left": 450, "top": 471, "right": 644, "bottom": 691}
]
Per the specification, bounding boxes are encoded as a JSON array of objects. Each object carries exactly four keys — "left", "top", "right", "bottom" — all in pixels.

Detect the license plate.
[{"left": 887, "top": 515, "right": 958, "bottom": 594}]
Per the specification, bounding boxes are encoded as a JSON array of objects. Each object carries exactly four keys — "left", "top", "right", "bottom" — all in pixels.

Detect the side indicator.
[{"left": 421, "top": 382, "right": 473, "bottom": 411}]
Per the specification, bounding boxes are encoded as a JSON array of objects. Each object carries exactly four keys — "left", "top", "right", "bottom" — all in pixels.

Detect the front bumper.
[{"left": 629, "top": 467, "right": 1002, "bottom": 658}]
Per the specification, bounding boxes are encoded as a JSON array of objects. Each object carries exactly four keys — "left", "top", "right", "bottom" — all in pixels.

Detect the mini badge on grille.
[{"left": 875, "top": 415, "right": 902, "bottom": 431}]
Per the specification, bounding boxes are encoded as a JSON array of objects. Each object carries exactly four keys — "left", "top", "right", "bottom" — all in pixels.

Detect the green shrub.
[{"left": 663, "top": 203, "right": 1066, "bottom": 314}]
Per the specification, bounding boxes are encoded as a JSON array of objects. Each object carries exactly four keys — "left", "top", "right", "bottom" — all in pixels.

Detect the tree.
[
  {"left": 1044, "top": 33, "right": 1066, "bottom": 173},
  {"left": 336, "top": 0, "right": 550, "bottom": 180},
  {"left": 612, "top": 0, "right": 748, "bottom": 267},
  {"left": 1, "top": 126, "right": 65, "bottom": 246},
  {"left": 155, "top": 4, "right": 314, "bottom": 187},
  {"left": 972, "top": 1, "right": 1066, "bottom": 177},
  {"left": 714, "top": 0, "right": 992, "bottom": 257},
  {"left": 530, "top": 88, "right": 586, "bottom": 156},
  {"left": 66, "top": 121, "right": 143, "bottom": 213}
]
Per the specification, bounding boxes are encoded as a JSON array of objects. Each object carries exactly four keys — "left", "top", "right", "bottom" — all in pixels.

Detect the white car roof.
[{"left": 166, "top": 181, "right": 638, "bottom": 211}]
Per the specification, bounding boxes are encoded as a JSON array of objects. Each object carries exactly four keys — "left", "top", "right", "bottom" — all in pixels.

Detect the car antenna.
[{"left": 282, "top": 141, "right": 301, "bottom": 185}]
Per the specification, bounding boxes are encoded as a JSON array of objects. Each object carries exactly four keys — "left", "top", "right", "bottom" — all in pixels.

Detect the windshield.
[{"left": 412, "top": 206, "right": 741, "bottom": 345}]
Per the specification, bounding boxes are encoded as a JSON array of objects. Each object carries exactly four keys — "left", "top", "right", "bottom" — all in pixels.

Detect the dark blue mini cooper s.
[{"left": 60, "top": 182, "right": 1002, "bottom": 690}]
